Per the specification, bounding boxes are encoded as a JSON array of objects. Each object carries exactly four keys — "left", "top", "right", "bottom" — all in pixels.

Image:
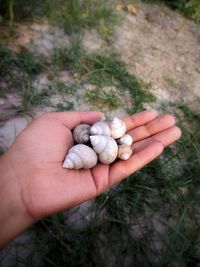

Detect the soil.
[{"left": 113, "top": 3, "right": 200, "bottom": 106}]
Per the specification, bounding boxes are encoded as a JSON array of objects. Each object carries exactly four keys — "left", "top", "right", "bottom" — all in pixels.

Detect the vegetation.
[
  {"left": 0, "top": 46, "right": 43, "bottom": 95},
  {"left": 0, "top": 46, "right": 43, "bottom": 77},
  {"left": 163, "top": 75, "right": 178, "bottom": 88},
  {"left": 0, "top": 0, "right": 199, "bottom": 27},
  {"left": 0, "top": 0, "right": 117, "bottom": 39},
  {"left": 0, "top": 40, "right": 153, "bottom": 114},
  {"left": 145, "top": 0, "right": 200, "bottom": 23},
  {"left": 84, "top": 86, "right": 120, "bottom": 111},
  {"left": 52, "top": 42, "right": 154, "bottom": 113}
]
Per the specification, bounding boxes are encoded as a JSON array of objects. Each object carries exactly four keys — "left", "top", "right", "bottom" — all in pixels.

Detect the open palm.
[{"left": 7, "top": 110, "right": 181, "bottom": 221}]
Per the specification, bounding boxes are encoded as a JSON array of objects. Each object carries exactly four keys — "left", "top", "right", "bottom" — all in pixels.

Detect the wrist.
[{"left": 0, "top": 152, "right": 34, "bottom": 249}]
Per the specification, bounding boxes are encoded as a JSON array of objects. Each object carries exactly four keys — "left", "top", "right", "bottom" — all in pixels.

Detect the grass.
[
  {"left": 47, "top": 0, "right": 117, "bottom": 39},
  {"left": 18, "top": 82, "right": 75, "bottom": 113},
  {"left": 163, "top": 75, "right": 178, "bottom": 88},
  {"left": 0, "top": 0, "right": 117, "bottom": 40},
  {"left": 84, "top": 86, "right": 120, "bottom": 111},
  {"left": 56, "top": 102, "right": 74, "bottom": 111},
  {"left": 52, "top": 41, "right": 155, "bottom": 113},
  {"left": 0, "top": 45, "right": 53, "bottom": 115},
  {"left": 143, "top": 0, "right": 200, "bottom": 23},
  {"left": 20, "top": 82, "right": 52, "bottom": 112},
  {"left": 0, "top": 45, "right": 78, "bottom": 114},
  {"left": 0, "top": 45, "right": 54, "bottom": 114},
  {"left": 1, "top": 0, "right": 200, "bottom": 30},
  {"left": 0, "top": 45, "right": 44, "bottom": 96},
  {"left": 0, "top": 46, "right": 43, "bottom": 75}
]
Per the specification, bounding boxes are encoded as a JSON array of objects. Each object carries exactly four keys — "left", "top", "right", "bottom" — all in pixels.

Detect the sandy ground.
[{"left": 113, "top": 3, "right": 200, "bottom": 104}]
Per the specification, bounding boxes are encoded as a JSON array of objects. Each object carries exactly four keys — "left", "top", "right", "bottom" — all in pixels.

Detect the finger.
[
  {"left": 132, "top": 126, "right": 182, "bottom": 153},
  {"left": 128, "top": 114, "right": 176, "bottom": 142},
  {"left": 91, "top": 163, "right": 110, "bottom": 194},
  {"left": 108, "top": 141, "right": 164, "bottom": 186},
  {"left": 45, "top": 111, "right": 102, "bottom": 129},
  {"left": 123, "top": 110, "right": 158, "bottom": 131}
]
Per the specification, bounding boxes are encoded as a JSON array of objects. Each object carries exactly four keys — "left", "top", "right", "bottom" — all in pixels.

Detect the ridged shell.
[
  {"left": 110, "top": 117, "right": 126, "bottom": 139},
  {"left": 90, "top": 135, "right": 118, "bottom": 164},
  {"left": 63, "top": 144, "right": 97, "bottom": 169},
  {"left": 118, "top": 145, "right": 132, "bottom": 160},
  {"left": 90, "top": 122, "right": 111, "bottom": 136},
  {"left": 73, "top": 124, "right": 90, "bottom": 144},
  {"left": 117, "top": 134, "right": 133, "bottom": 146}
]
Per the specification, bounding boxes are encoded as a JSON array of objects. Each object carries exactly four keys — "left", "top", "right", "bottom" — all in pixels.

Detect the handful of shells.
[{"left": 63, "top": 117, "right": 133, "bottom": 169}]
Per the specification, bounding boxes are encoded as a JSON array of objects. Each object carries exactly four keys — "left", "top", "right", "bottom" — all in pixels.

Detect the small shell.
[
  {"left": 63, "top": 144, "right": 97, "bottom": 169},
  {"left": 90, "top": 135, "right": 118, "bottom": 164},
  {"left": 73, "top": 124, "right": 90, "bottom": 144},
  {"left": 118, "top": 145, "right": 132, "bottom": 160},
  {"left": 117, "top": 134, "right": 133, "bottom": 146},
  {"left": 90, "top": 122, "right": 111, "bottom": 136},
  {"left": 110, "top": 117, "right": 126, "bottom": 139}
]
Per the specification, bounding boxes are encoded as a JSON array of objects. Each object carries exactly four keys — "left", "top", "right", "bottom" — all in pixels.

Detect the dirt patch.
[
  {"left": 0, "top": 93, "right": 22, "bottom": 121},
  {"left": 113, "top": 3, "right": 200, "bottom": 105},
  {"left": 0, "top": 116, "right": 30, "bottom": 150},
  {"left": 81, "top": 29, "right": 105, "bottom": 52},
  {"left": 5, "top": 22, "right": 70, "bottom": 57}
]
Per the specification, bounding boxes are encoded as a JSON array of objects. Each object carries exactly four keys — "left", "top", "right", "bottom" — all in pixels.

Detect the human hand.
[{"left": 0, "top": 110, "right": 181, "bottom": 248}]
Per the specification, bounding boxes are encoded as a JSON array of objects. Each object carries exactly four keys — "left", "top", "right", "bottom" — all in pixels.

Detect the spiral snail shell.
[
  {"left": 90, "top": 121, "right": 111, "bottom": 136},
  {"left": 63, "top": 116, "right": 133, "bottom": 169},
  {"left": 117, "top": 145, "right": 132, "bottom": 160},
  {"left": 90, "top": 135, "right": 118, "bottom": 164},
  {"left": 117, "top": 134, "right": 133, "bottom": 146},
  {"left": 110, "top": 117, "right": 126, "bottom": 139},
  {"left": 63, "top": 144, "right": 98, "bottom": 169},
  {"left": 73, "top": 124, "right": 91, "bottom": 144}
]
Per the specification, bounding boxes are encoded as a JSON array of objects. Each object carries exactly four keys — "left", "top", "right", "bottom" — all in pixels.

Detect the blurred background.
[{"left": 0, "top": 0, "right": 200, "bottom": 266}]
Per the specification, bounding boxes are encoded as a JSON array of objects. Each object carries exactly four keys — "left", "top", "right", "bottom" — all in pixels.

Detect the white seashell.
[
  {"left": 110, "top": 117, "right": 126, "bottom": 139},
  {"left": 73, "top": 124, "right": 90, "bottom": 144},
  {"left": 90, "top": 122, "right": 111, "bottom": 136},
  {"left": 63, "top": 144, "right": 97, "bottom": 169},
  {"left": 117, "top": 145, "right": 132, "bottom": 160},
  {"left": 117, "top": 134, "right": 133, "bottom": 146},
  {"left": 90, "top": 135, "right": 118, "bottom": 164}
]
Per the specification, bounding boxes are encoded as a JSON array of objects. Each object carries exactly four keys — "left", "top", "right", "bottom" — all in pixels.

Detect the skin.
[{"left": 0, "top": 110, "right": 181, "bottom": 249}]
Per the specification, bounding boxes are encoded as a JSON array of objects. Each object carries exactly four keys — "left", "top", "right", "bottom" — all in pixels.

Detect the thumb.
[{"left": 45, "top": 111, "right": 103, "bottom": 129}]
